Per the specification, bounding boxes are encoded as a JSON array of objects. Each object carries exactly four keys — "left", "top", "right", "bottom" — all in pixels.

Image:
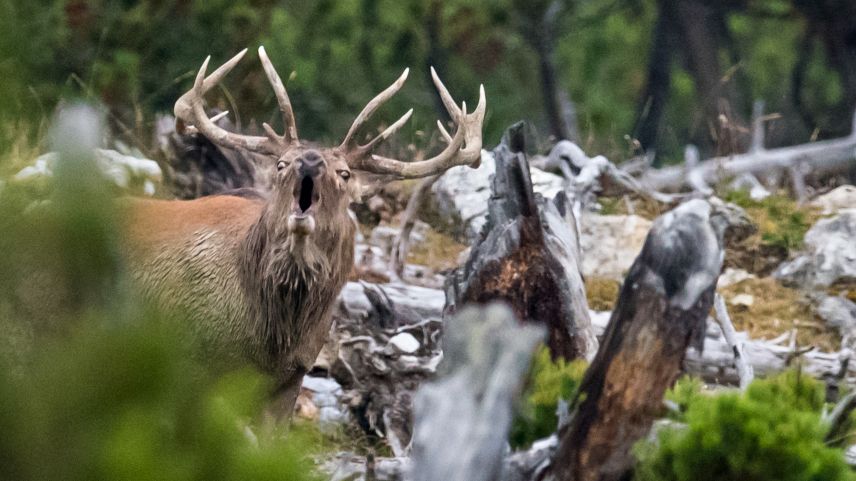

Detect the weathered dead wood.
[
  {"left": 686, "top": 332, "right": 855, "bottom": 387},
  {"left": 445, "top": 123, "right": 597, "bottom": 361},
  {"left": 504, "top": 436, "right": 559, "bottom": 481},
  {"left": 325, "top": 454, "right": 408, "bottom": 481},
  {"left": 154, "top": 113, "right": 262, "bottom": 198},
  {"left": 712, "top": 293, "right": 754, "bottom": 389},
  {"left": 639, "top": 109, "right": 856, "bottom": 192},
  {"left": 545, "top": 199, "right": 726, "bottom": 481},
  {"left": 537, "top": 141, "right": 686, "bottom": 209},
  {"left": 825, "top": 390, "right": 856, "bottom": 445},
  {"left": 326, "top": 281, "right": 445, "bottom": 454},
  {"left": 410, "top": 303, "right": 544, "bottom": 481},
  {"left": 586, "top": 310, "right": 856, "bottom": 386}
]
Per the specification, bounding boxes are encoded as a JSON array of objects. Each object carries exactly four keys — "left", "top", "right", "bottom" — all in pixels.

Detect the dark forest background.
[{"left": 1, "top": 0, "right": 855, "bottom": 165}]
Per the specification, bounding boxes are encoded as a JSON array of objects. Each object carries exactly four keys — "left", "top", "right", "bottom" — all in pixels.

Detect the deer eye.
[
  {"left": 338, "top": 169, "right": 351, "bottom": 181},
  {"left": 276, "top": 160, "right": 288, "bottom": 171}
]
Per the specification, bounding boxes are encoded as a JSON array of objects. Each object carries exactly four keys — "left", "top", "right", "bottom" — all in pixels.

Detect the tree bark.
[
  {"left": 634, "top": 0, "right": 679, "bottom": 161},
  {"left": 546, "top": 199, "right": 725, "bottom": 481},
  {"left": 534, "top": 2, "right": 574, "bottom": 141},
  {"left": 673, "top": 0, "right": 748, "bottom": 155},
  {"left": 445, "top": 123, "right": 597, "bottom": 361}
]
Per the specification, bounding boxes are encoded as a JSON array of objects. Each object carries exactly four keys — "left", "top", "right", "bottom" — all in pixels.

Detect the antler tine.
[
  {"left": 340, "top": 68, "right": 410, "bottom": 149},
  {"left": 355, "top": 108, "right": 414, "bottom": 155},
  {"left": 431, "top": 69, "right": 486, "bottom": 160},
  {"left": 175, "top": 49, "right": 246, "bottom": 129},
  {"left": 352, "top": 70, "right": 486, "bottom": 180},
  {"left": 430, "top": 66, "right": 460, "bottom": 119},
  {"left": 175, "top": 50, "right": 278, "bottom": 155},
  {"left": 258, "top": 46, "right": 299, "bottom": 145}
]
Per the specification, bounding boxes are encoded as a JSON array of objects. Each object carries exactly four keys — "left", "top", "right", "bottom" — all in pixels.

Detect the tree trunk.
[
  {"left": 634, "top": 0, "right": 679, "bottom": 162},
  {"left": 673, "top": 0, "right": 748, "bottom": 155},
  {"left": 425, "top": 0, "right": 452, "bottom": 123},
  {"left": 445, "top": 123, "right": 598, "bottom": 361},
  {"left": 546, "top": 199, "right": 725, "bottom": 481},
  {"left": 792, "top": 0, "right": 856, "bottom": 137},
  {"left": 535, "top": 1, "right": 577, "bottom": 141}
]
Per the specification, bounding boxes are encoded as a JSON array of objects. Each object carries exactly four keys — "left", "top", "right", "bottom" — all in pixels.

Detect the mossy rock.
[{"left": 722, "top": 191, "right": 821, "bottom": 276}]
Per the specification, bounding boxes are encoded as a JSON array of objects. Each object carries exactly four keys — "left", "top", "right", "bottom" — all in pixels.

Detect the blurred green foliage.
[
  {"left": 0, "top": 110, "right": 321, "bottom": 481},
  {"left": 0, "top": 0, "right": 849, "bottom": 163},
  {"left": 636, "top": 371, "right": 854, "bottom": 481},
  {"left": 663, "top": 376, "right": 706, "bottom": 418},
  {"left": 509, "top": 346, "right": 587, "bottom": 449}
]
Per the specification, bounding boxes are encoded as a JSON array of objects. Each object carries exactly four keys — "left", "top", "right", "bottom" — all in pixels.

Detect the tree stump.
[
  {"left": 546, "top": 199, "right": 727, "bottom": 481},
  {"left": 155, "top": 113, "right": 261, "bottom": 199},
  {"left": 410, "top": 303, "right": 544, "bottom": 481},
  {"left": 445, "top": 123, "right": 597, "bottom": 361}
]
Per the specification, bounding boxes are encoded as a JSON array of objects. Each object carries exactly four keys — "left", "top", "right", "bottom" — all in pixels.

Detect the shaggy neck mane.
[{"left": 238, "top": 206, "right": 333, "bottom": 362}]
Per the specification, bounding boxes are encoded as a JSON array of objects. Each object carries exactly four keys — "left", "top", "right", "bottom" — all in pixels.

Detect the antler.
[
  {"left": 258, "top": 46, "right": 299, "bottom": 146},
  {"left": 342, "top": 68, "right": 486, "bottom": 180},
  {"left": 339, "top": 68, "right": 414, "bottom": 156},
  {"left": 174, "top": 47, "right": 299, "bottom": 156}
]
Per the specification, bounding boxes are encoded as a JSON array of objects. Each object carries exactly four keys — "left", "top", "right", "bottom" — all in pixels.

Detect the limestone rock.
[
  {"left": 717, "top": 268, "right": 756, "bottom": 288},
  {"left": 300, "top": 376, "right": 348, "bottom": 427},
  {"left": 387, "top": 332, "right": 420, "bottom": 354},
  {"left": 816, "top": 295, "right": 856, "bottom": 348},
  {"left": 811, "top": 185, "right": 856, "bottom": 215},
  {"left": 775, "top": 209, "right": 856, "bottom": 288},
  {"left": 370, "top": 222, "right": 429, "bottom": 255},
  {"left": 729, "top": 294, "right": 755, "bottom": 307},
  {"left": 431, "top": 150, "right": 565, "bottom": 242},
  {"left": 16, "top": 149, "right": 162, "bottom": 194},
  {"left": 579, "top": 213, "right": 653, "bottom": 280}
]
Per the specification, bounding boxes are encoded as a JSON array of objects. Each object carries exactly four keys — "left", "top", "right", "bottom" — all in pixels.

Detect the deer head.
[{"left": 175, "top": 47, "right": 485, "bottom": 244}]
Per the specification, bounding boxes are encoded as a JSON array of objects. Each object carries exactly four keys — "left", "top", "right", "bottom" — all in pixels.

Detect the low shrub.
[
  {"left": 636, "top": 371, "right": 854, "bottom": 481},
  {"left": 509, "top": 346, "right": 587, "bottom": 449}
]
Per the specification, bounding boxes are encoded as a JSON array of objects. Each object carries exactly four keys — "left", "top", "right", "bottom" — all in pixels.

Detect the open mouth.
[{"left": 293, "top": 175, "right": 319, "bottom": 216}]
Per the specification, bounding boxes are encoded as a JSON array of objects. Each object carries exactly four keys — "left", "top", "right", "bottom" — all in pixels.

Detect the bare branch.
[{"left": 713, "top": 293, "right": 754, "bottom": 390}]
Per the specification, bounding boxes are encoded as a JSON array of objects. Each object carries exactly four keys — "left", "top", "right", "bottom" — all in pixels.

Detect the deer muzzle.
[{"left": 287, "top": 152, "right": 324, "bottom": 235}]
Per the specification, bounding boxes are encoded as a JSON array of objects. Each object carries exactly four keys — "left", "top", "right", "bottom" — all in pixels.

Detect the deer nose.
[{"left": 297, "top": 150, "right": 325, "bottom": 177}]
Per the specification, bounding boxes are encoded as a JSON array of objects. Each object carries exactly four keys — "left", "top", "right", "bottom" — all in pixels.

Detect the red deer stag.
[{"left": 123, "top": 47, "right": 485, "bottom": 417}]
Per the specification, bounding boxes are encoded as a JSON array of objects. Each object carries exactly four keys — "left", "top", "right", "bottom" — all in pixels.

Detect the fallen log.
[
  {"left": 325, "top": 281, "right": 446, "bottom": 455},
  {"left": 541, "top": 140, "right": 685, "bottom": 206},
  {"left": 684, "top": 326, "right": 855, "bottom": 387},
  {"left": 545, "top": 199, "right": 726, "bottom": 481},
  {"left": 319, "top": 280, "right": 856, "bottom": 480},
  {"left": 410, "top": 304, "right": 544, "bottom": 481},
  {"left": 589, "top": 307, "right": 856, "bottom": 389},
  {"left": 339, "top": 280, "right": 856, "bottom": 395},
  {"left": 639, "top": 109, "right": 856, "bottom": 192},
  {"left": 445, "top": 123, "right": 598, "bottom": 361}
]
